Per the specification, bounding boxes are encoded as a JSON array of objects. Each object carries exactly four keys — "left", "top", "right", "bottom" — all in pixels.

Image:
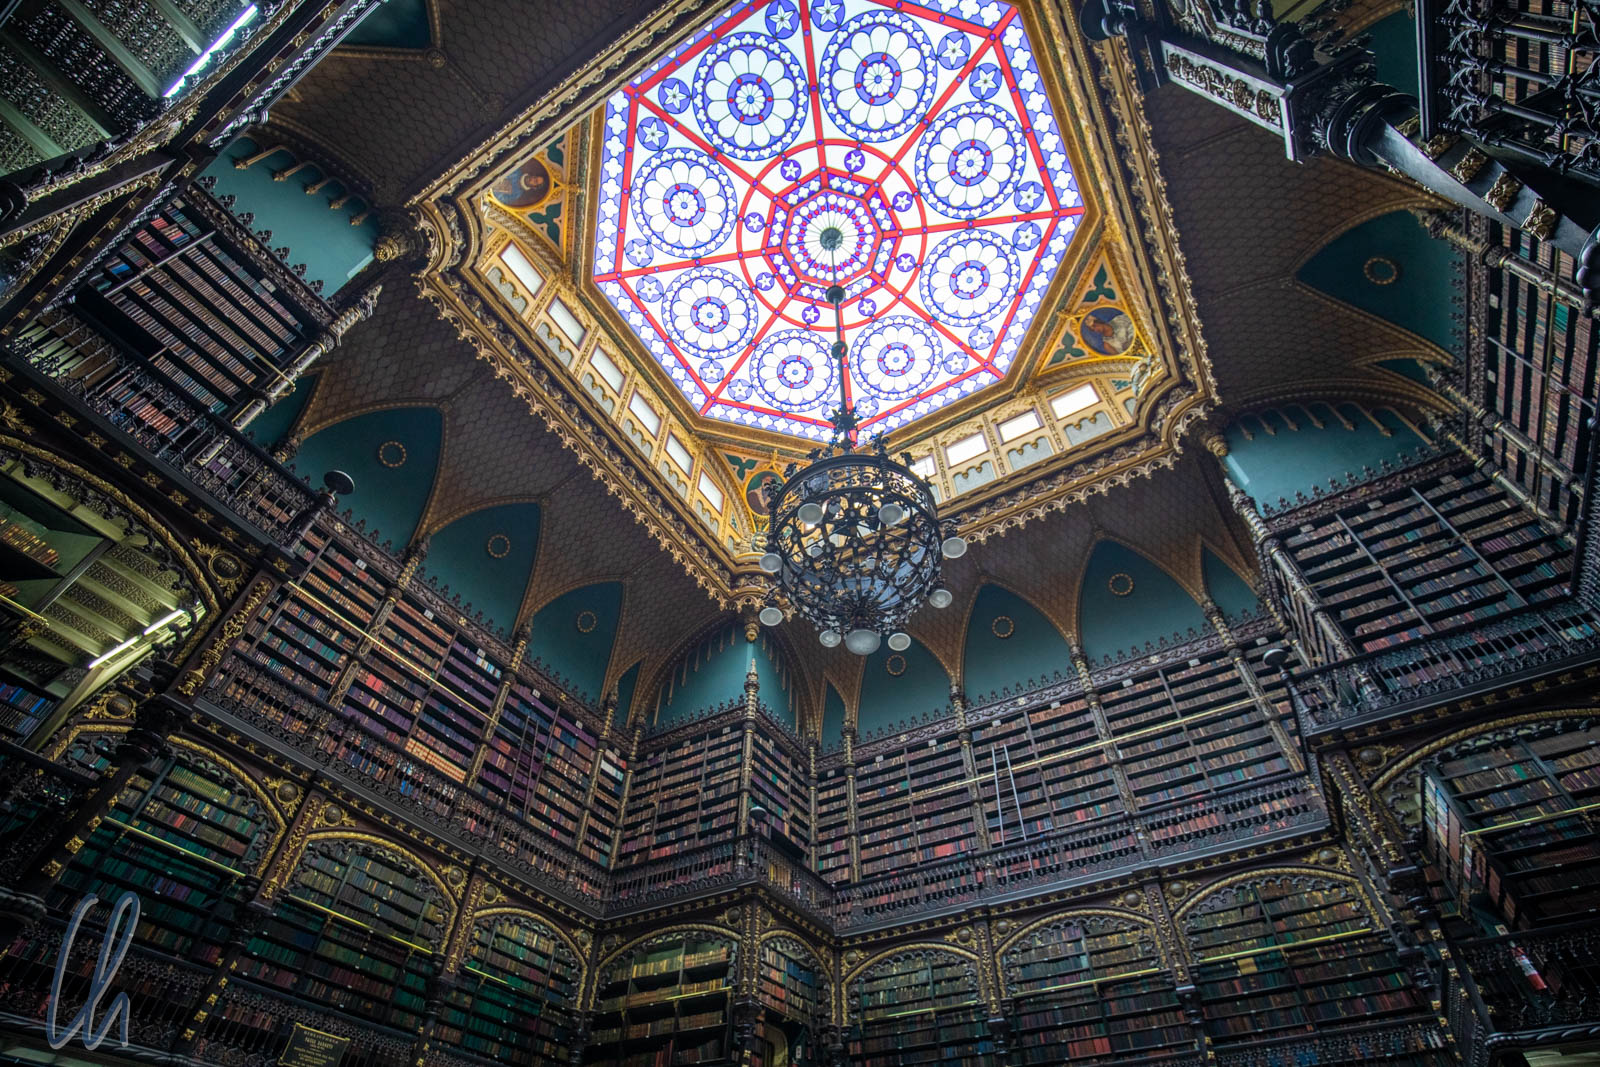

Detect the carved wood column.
[
  {"left": 952, "top": 685, "right": 993, "bottom": 851},
  {"left": 1202, "top": 601, "right": 1305, "bottom": 773},
  {"left": 842, "top": 727, "right": 861, "bottom": 881},
  {"left": 1143, "top": 878, "right": 1211, "bottom": 1062},
  {"left": 1069, "top": 643, "right": 1144, "bottom": 857},
  {"left": 172, "top": 778, "right": 328, "bottom": 1056}
]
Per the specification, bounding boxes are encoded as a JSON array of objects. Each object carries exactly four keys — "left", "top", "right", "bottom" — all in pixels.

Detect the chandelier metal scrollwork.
[{"left": 758, "top": 227, "right": 966, "bottom": 656}]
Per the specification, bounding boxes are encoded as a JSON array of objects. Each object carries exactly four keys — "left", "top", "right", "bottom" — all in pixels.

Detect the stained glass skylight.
[{"left": 594, "top": 0, "right": 1084, "bottom": 440}]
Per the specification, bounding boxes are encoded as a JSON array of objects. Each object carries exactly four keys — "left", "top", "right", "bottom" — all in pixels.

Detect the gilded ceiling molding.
[
  {"left": 407, "top": 0, "right": 1222, "bottom": 592},
  {"left": 414, "top": 270, "right": 736, "bottom": 601},
  {"left": 993, "top": 906, "right": 1155, "bottom": 957},
  {"left": 1291, "top": 280, "right": 1456, "bottom": 368},
  {"left": 410, "top": 0, "right": 731, "bottom": 205}
]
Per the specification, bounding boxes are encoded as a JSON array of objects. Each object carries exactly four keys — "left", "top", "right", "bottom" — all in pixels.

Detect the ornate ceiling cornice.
[{"left": 407, "top": 0, "right": 1220, "bottom": 597}]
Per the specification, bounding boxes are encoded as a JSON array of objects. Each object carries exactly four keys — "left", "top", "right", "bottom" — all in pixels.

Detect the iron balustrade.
[
  {"left": 1292, "top": 599, "right": 1600, "bottom": 731},
  {"left": 1458, "top": 920, "right": 1600, "bottom": 1035},
  {"left": 1419, "top": 0, "right": 1600, "bottom": 185},
  {"left": 6, "top": 321, "right": 317, "bottom": 545},
  {"left": 203, "top": 657, "right": 612, "bottom": 912},
  {"left": 0, "top": 918, "right": 211, "bottom": 1053}
]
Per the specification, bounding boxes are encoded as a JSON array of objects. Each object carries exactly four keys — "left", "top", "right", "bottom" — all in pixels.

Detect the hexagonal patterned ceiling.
[{"left": 593, "top": 0, "right": 1084, "bottom": 441}]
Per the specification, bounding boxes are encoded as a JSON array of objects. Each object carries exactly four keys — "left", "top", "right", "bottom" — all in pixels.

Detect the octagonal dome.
[{"left": 593, "top": 0, "right": 1085, "bottom": 441}]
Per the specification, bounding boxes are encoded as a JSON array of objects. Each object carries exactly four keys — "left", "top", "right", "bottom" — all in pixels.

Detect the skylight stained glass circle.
[
  {"left": 819, "top": 10, "right": 935, "bottom": 142},
  {"left": 594, "top": 0, "right": 1087, "bottom": 439},
  {"left": 632, "top": 149, "right": 738, "bottom": 256},
  {"left": 691, "top": 32, "right": 809, "bottom": 160},
  {"left": 754, "top": 331, "right": 838, "bottom": 411}
]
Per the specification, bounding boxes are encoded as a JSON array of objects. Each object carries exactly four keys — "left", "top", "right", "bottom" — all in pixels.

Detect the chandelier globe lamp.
[{"left": 757, "top": 227, "right": 965, "bottom": 655}]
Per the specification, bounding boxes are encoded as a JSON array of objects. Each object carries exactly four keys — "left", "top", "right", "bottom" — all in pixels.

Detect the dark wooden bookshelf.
[
  {"left": 849, "top": 950, "right": 994, "bottom": 1067},
  {"left": 436, "top": 915, "right": 583, "bottom": 1065},
  {"left": 1422, "top": 722, "right": 1600, "bottom": 929},
  {"left": 589, "top": 932, "right": 737, "bottom": 1067},
  {"left": 1003, "top": 915, "right": 1198, "bottom": 1066}
]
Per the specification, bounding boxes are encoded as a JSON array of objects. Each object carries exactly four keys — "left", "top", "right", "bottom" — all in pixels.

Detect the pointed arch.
[
  {"left": 525, "top": 581, "right": 623, "bottom": 706},
  {"left": 1201, "top": 546, "right": 1261, "bottom": 619},
  {"left": 857, "top": 634, "right": 950, "bottom": 736},
  {"left": 962, "top": 583, "right": 1075, "bottom": 703},
  {"left": 1077, "top": 539, "right": 1209, "bottom": 663},
  {"left": 293, "top": 406, "right": 443, "bottom": 551},
  {"left": 297, "top": 831, "right": 459, "bottom": 936},
  {"left": 417, "top": 501, "right": 540, "bottom": 638},
  {"left": 1297, "top": 209, "right": 1462, "bottom": 354},
  {"left": 653, "top": 618, "right": 799, "bottom": 730}
]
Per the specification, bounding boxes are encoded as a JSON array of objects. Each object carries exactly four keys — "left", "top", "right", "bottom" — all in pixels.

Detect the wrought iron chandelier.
[{"left": 757, "top": 227, "right": 966, "bottom": 656}]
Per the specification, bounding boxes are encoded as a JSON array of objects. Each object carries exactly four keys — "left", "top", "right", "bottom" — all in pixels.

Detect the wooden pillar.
[
  {"left": 842, "top": 727, "right": 861, "bottom": 881},
  {"left": 1201, "top": 601, "right": 1305, "bottom": 774},
  {"left": 573, "top": 692, "right": 616, "bottom": 852},
  {"left": 1143, "top": 877, "right": 1211, "bottom": 1061},
  {"left": 229, "top": 283, "right": 382, "bottom": 432},
  {"left": 806, "top": 740, "right": 819, "bottom": 871},
  {"left": 952, "top": 684, "right": 993, "bottom": 851},
  {"left": 1069, "top": 643, "right": 1144, "bottom": 854},
  {"left": 738, "top": 658, "right": 759, "bottom": 836},
  {"left": 172, "top": 779, "right": 329, "bottom": 1055}
]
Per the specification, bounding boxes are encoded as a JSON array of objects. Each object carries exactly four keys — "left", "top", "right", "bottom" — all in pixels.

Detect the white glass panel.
[{"left": 1050, "top": 383, "right": 1099, "bottom": 420}]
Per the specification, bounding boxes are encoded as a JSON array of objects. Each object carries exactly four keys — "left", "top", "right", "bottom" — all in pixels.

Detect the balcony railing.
[
  {"left": 204, "top": 657, "right": 611, "bottom": 912},
  {"left": 7, "top": 319, "right": 316, "bottom": 545},
  {"left": 1294, "top": 600, "right": 1600, "bottom": 732},
  {"left": 1418, "top": 0, "right": 1600, "bottom": 185}
]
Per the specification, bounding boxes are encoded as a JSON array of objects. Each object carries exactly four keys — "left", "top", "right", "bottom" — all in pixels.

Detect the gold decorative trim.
[
  {"left": 990, "top": 615, "right": 1016, "bottom": 639},
  {"left": 1370, "top": 709, "right": 1589, "bottom": 793},
  {"left": 1108, "top": 572, "right": 1135, "bottom": 597},
  {"left": 377, "top": 440, "right": 408, "bottom": 468},
  {"left": 840, "top": 940, "right": 983, "bottom": 986},
  {"left": 1362, "top": 256, "right": 1400, "bottom": 286},
  {"left": 168, "top": 736, "right": 289, "bottom": 874},
  {"left": 1483, "top": 172, "right": 1522, "bottom": 213},
  {"left": 299, "top": 830, "right": 462, "bottom": 924},
  {"left": 993, "top": 906, "right": 1153, "bottom": 956},
  {"left": 485, "top": 533, "right": 512, "bottom": 559},
  {"left": 1172, "top": 866, "right": 1369, "bottom": 923}
]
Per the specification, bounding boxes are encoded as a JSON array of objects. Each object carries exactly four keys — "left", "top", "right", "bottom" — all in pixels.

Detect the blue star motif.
[
  {"left": 659, "top": 78, "right": 690, "bottom": 114},
  {"left": 638, "top": 117, "right": 669, "bottom": 150},
  {"left": 1012, "top": 222, "right": 1041, "bottom": 250},
  {"left": 937, "top": 31, "right": 969, "bottom": 69},
  {"left": 591, "top": 0, "right": 1086, "bottom": 439},
  {"left": 766, "top": 0, "right": 798, "bottom": 37},
  {"left": 970, "top": 63, "right": 1001, "bottom": 100}
]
